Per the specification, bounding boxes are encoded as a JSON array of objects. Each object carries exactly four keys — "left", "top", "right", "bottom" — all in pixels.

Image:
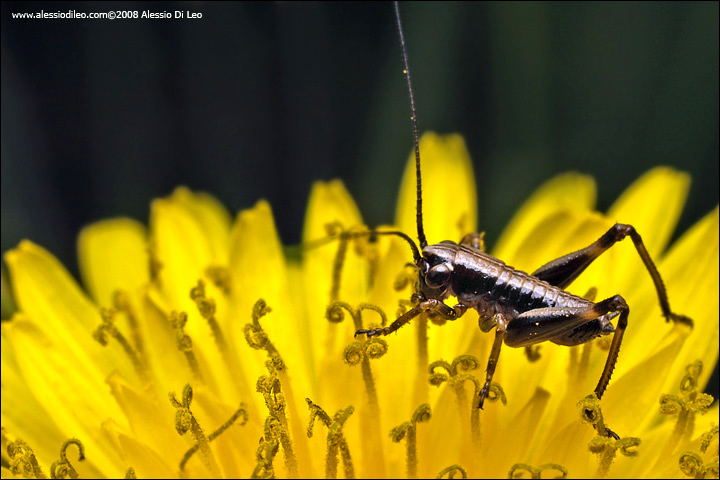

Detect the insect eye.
[{"left": 425, "top": 263, "right": 452, "bottom": 289}]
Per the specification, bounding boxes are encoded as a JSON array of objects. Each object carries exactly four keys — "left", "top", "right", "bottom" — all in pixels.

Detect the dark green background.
[{"left": 2, "top": 2, "right": 717, "bottom": 393}]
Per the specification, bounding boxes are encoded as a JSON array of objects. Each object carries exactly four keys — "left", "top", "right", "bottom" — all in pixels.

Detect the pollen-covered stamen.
[
  {"left": 193, "top": 280, "right": 249, "bottom": 396},
  {"left": 658, "top": 361, "right": 714, "bottom": 460},
  {"left": 190, "top": 279, "right": 228, "bottom": 353},
  {"left": 389, "top": 403, "right": 431, "bottom": 479},
  {"left": 394, "top": 264, "right": 418, "bottom": 293},
  {"left": 459, "top": 374, "right": 483, "bottom": 452},
  {"left": 485, "top": 384, "right": 507, "bottom": 406},
  {"left": 334, "top": 301, "right": 391, "bottom": 477},
  {"left": 179, "top": 403, "right": 249, "bottom": 473},
  {"left": 113, "top": 291, "right": 145, "bottom": 358},
  {"left": 412, "top": 312, "right": 430, "bottom": 405},
  {"left": 267, "top": 414, "right": 298, "bottom": 479},
  {"left": 335, "top": 302, "right": 390, "bottom": 405},
  {"left": 306, "top": 399, "right": 355, "bottom": 479},
  {"left": 581, "top": 394, "right": 641, "bottom": 477},
  {"left": 257, "top": 366, "right": 298, "bottom": 478},
  {"left": 6, "top": 438, "right": 47, "bottom": 479},
  {"left": 507, "top": 463, "right": 568, "bottom": 479},
  {"left": 678, "top": 425, "right": 718, "bottom": 479},
  {"left": 245, "top": 302, "right": 311, "bottom": 475},
  {"left": 341, "top": 333, "right": 388, "bottom": 406},
  {"left": 244, "top": 299, "right": 282, "bottom": 363},
  {"left": 595, "top": 338, "right": 611, "bottom": 351},
  {"left": 699, "top": 425, "right": 718, "bottom": 455},
  {"left": 324, "top": 222, "right": 378, "bottom": 302},
  {"left": 429, "top": 359, "right": 477, "bottom": 454},
  {"left": 326, "top": 301, "right": 388, "bottom": 332},
  {"left": 577, "top": 394, "right": 616, "bottom": 439},
  {"left": 429, "top": 356, "right": 484, "bottom": 409},
  {"left": 257, "top": 372, "right": 286, "bottom": 419},
  {"left": 252, "top": 417, "right": 282, "bottom": 479},
  {"left": 357, "top": 303, "right": 389, "bottom": 330},
  {"left": 147, "top": 242, "right": 163, "bottom": 286},
  {"left": 94, "top": 307, "right": 149, "bottom": 386},
  {"left": 169, "top": 384, "right": 221, "bottom": 478},
  {"left": 328, "top": 222, "right": 350, "bottom": 303},
  {"left": 326, "top": 301, "right": 352, "bottom": 325},
  {"left": 205, "top": 265, "right": 232, "bottom": 296},
  {"left": 678, "top": 452, "right": 706, "bottom": 478},
  {"left": 393, "top": 278, "right": 427, "bottom": 380},
  {"left": 343, "top": 324, "right": 388, "bottom": 406},
  {"left": 429, "top": 356, "right": 504, "bottom": 457},
  {"left": 436, "top": 464, "right": 468, "bottom": 479},
  {"left": 588, "top": 436, "right": 641, "bottom": 478},
  {"left": 124, "top": 466, "right": 137, "bottom": 478},
  {"left": 395, "top": 297, "right": 416, "bottom": 318},
  {"left": 50, "top": 438, "right": 85, "bottom": 479},
  {"left": 342, "top": 342, "right": 363, "bottom": 366},
  {"left": 169, "top": 311, "right": 204, "bottom": 383},
  {"left": 524, "top": 345, "right": 542, "bottom": 362}
]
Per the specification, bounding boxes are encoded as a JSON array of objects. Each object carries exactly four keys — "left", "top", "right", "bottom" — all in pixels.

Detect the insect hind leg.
[
  {"left": 503, "top": 295, "right": 630, "bottom": 400},
  {"left": 531, "top": 223, "right": 691, "bottom": 326},
  {"left": 592, "top": 295, "right": 629, "bottom": 399}
]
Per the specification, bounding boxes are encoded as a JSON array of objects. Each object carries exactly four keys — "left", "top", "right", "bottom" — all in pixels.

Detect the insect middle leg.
[
  {"left": 530, "top": 223, "right": 691, "bottom": 326},
  {"left": 477, "top": 313, "right": 507, "bottom": 409}
]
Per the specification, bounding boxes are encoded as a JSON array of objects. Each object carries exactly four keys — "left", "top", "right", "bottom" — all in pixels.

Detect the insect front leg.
[
  {"left": 503, "top": 296, "right": 630, "bottom": 400},
  {"left": 355, "top": 297, "right": 465, "bottom": 337},
  {"left": 531, "top": 223, "right": 691, "bottom": 326}
]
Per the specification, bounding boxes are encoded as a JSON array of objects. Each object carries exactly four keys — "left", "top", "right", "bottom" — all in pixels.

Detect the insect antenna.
[
  {"left": 303, "top": 229, "right": 422, "bottom": 266},
  {"left": 393, "top": 1, "right": 427, "bottom": 249},
  {"left": 301, "top": 4, "right": 426, "bottom": 273}
]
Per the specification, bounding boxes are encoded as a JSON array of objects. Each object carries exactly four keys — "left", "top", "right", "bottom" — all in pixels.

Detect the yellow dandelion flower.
[{"left": 2, "top": 132, "right": 717, "bottom": 479}]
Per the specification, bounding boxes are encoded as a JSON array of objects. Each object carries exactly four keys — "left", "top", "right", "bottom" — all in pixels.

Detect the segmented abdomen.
[{"left": 450, "top": 245, "right": 590, "bottom": 314}]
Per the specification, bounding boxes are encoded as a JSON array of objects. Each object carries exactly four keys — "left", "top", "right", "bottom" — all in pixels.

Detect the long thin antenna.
[{"left": 394, "top": 1, "right": 427, "bottom": 249}]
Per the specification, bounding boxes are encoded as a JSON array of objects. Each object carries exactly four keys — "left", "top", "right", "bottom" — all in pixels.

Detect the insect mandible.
[{"left": 352, "top": 2, "right": 693, "bottom": 428}]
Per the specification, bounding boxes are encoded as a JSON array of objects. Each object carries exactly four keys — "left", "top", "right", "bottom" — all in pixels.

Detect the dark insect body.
[{"left": 353, "top": 2, "right": 691, "bottom": 434}]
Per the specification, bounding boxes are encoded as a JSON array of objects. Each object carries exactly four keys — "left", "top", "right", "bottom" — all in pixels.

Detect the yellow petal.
[
  {"left": 170, "top": 187, "right": 232, "bottom": 264},
  {"left": 226, "top": 200, "right": 303, "bottom": 411},
  {"left": 148, "top": 188, "right": 239, "bottom": 404},
  {"left": 607, "top": 167, "right": 690, "bottom": 257},
  {"left": 105, "top": 372, "right": 184, "bottom": 459},
  {"left": 102, "top": 420, "right": 175, "bottom": 478},
  {"left": 77, "top": 218, "right": 149, "bottom": 307},
  {"left": 3, "top": 315, "right": 126, "bottom": 475},
  {"left": 395, "top": 132, "right": 477, "bottom": 245},
  {"left": 301, "top": 180, "right": 368, "bottom": 349},
  {"left": 657, "top": 206, "right": 719, "bottom": 393},
  {"left": 4, "top": 241, "right": 129, "bottom": 375},
  {"left": 612, "top": 207, "right": 717, "bottom": 393},
  {"left": 493, "top": 172, "right": 596, "bottom": 262},
  {"left": 302, "top": 179, "right": 364, "bottom": 244},
  {"left": 1, "top": 327, "right": 65, "bottom": 468},
  {"left": 606, "top": 167, "right": 690, "bottom": 293},
  {"left": 191, "top": 387, "right": 261, "bottom": 477},
  {"left": 150, "top": 188, "right": 230, "bottom": 308},
  {"left": 229, "top": 200, "right": 286, "bottom": 316},
  {"left": 601, "top": 325, "right": 687, "bottom": 434}
]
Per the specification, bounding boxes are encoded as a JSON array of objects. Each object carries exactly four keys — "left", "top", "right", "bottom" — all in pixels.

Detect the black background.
[{"left": 2, "top": 2, "right": 717, "bottom": 395}]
